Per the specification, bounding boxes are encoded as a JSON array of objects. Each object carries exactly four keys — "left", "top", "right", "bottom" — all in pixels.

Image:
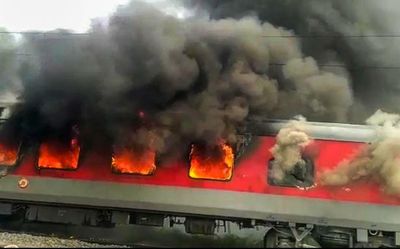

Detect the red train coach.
[{"left": 0, "top": 103, "right": 399, "bottom": 248}]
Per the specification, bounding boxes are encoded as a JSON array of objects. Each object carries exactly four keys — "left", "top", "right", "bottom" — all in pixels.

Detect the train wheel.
[{"left": 264, "top": 229, "right": 292, "bottom": 248}]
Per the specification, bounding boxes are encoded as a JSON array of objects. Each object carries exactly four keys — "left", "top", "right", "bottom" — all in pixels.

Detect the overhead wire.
[{"left": 4, "top": 31, "right": 400, "bottom": 71}]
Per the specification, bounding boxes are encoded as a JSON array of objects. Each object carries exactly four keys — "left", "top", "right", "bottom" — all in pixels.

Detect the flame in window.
[
  {"left": 0, "top": 143, "right": 18, "bottom": 166},
  {"left": 112, "top": 147, "right": 156, "bottom": 175},
  {"left": 189, "top": 141, "right": 234, "bottom": 181},
  {"left": 38, "top": 138, "right": 80, "bottom": 169}
]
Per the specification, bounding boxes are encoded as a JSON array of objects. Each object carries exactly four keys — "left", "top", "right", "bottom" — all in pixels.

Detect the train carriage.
[{"left": 0, "top": 103, "right": 399, "bottom": 248}]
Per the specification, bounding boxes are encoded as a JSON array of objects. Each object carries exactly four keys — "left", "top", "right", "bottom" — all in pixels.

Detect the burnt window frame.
[
  {"left": 0, "top": 141, "right": 24, "bottom": 170},
  {"left": 110, "top": 145, "right": 158, "bottom": 176},
  {"left": 187, "top": 134, "right": 252, "bottom": 182},
  {"left": 267, "top": 156, "right": 315, "bottom": 188},
  {"left": 0, "top": 114, "right": 24, "bottom": 169},
  {"left": 35, "top": 139, "right": 82, "bottom": 172},
  {"left": 187, "top": 142, "right": 235, "bottom": 182}
]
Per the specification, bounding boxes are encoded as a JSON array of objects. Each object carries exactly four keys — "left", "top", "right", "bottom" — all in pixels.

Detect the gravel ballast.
[{"left": 0, "top": 232, "right": 129, "bottom": 248}]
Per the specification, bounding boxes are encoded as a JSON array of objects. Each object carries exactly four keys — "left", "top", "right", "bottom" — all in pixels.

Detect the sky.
[
  {"left": 0, "top": 0, "right": 186, "bottom": 33},
  {"left": 0, "top": 0, "right": 188, "bottom": 102}
]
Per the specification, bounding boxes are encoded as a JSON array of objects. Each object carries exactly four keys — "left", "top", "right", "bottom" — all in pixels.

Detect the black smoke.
[
  {"left": 187, "top": 0, "right": 400, "bottom": 121},
  {"left": 0, "top": 1, "right": 361, "bottom": 155}
]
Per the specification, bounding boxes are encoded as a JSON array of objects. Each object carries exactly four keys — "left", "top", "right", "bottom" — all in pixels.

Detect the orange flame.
[
  {"left": 38, "top": 138, "right": 80, "bottom": 169},
  {"left": 189, "top": 141, "right": 234, "bottom": 181},
  {"left": 112, "top": 147, "right": 156, "bottom": 175},
  {"left": 0, "top": 143, "right": 18, "bottom": 166}
]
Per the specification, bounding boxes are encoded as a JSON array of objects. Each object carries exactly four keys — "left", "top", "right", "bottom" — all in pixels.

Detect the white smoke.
[
  {"left": 270, "top": 118, "right": 311, "bottom": 181},
  {"left": 0, "top": 30, "right": 21, "bottom": 103},
  {"left": 320, "top": 109, "right": 400, "bottom": 195}
]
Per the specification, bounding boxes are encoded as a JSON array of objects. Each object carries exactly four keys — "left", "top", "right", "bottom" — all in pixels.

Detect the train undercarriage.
[{"left": 0, "top": 200, "right": 398, "bottom": 248}]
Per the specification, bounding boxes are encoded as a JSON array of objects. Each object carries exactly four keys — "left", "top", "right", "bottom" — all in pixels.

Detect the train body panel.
[
  {"left": 0, "top": 174, "right": 400, "bottom": 232},
  {"left": 0, "top": 116, "right": 399, "bottom": 247},
  {"left": 5, "top": 137, "right": 400, "bottom": 206}
]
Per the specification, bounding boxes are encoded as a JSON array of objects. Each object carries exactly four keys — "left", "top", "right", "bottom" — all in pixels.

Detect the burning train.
[
  {"left": 2, "top": 1, "right": 400, "bottom": 247},
  {"left": 0, "top": 102, "right": 399, "bottom": 248}
]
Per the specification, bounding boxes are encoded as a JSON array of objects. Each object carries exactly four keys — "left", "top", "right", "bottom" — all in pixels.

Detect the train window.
[
  {"left": 0, "top": 106, "right": 20, "bottom": 167},
  {"left": 111, "top": 146, "right": 156, "bottom": 176},
  {"left": 37, "top": 125, "right": 81, "bottom": 170},
  {"left": 37, "top": 138, "right": 80, "bottom": 170},
  {"left": 189, "top": 142, "right": 234, "bottom": 181},
  {"left": 268, "top": 157, "right": 315, "bottom": 188},
  {"left": 0, "top": 142, "right": 20, "bottom": 167},
  {"left": 0, "top": 106, "right": 12, "bottom": 121}
]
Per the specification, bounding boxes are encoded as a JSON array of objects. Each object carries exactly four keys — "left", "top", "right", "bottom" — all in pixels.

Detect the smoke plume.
[
  {"left": 0, "top": 29, "right": 21, "bottom": 102},
  {"left": 270, "top": 118, "right": 311, "bottom": 181},
  {"left": 0, "top": 0, "right": 356, "bottom": 156},
  {"left": 320, "top": 109, "right": 400, "bottom": 195},
  {"left": 187, "top": 0, "right": 400, "bottom": 122}
]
